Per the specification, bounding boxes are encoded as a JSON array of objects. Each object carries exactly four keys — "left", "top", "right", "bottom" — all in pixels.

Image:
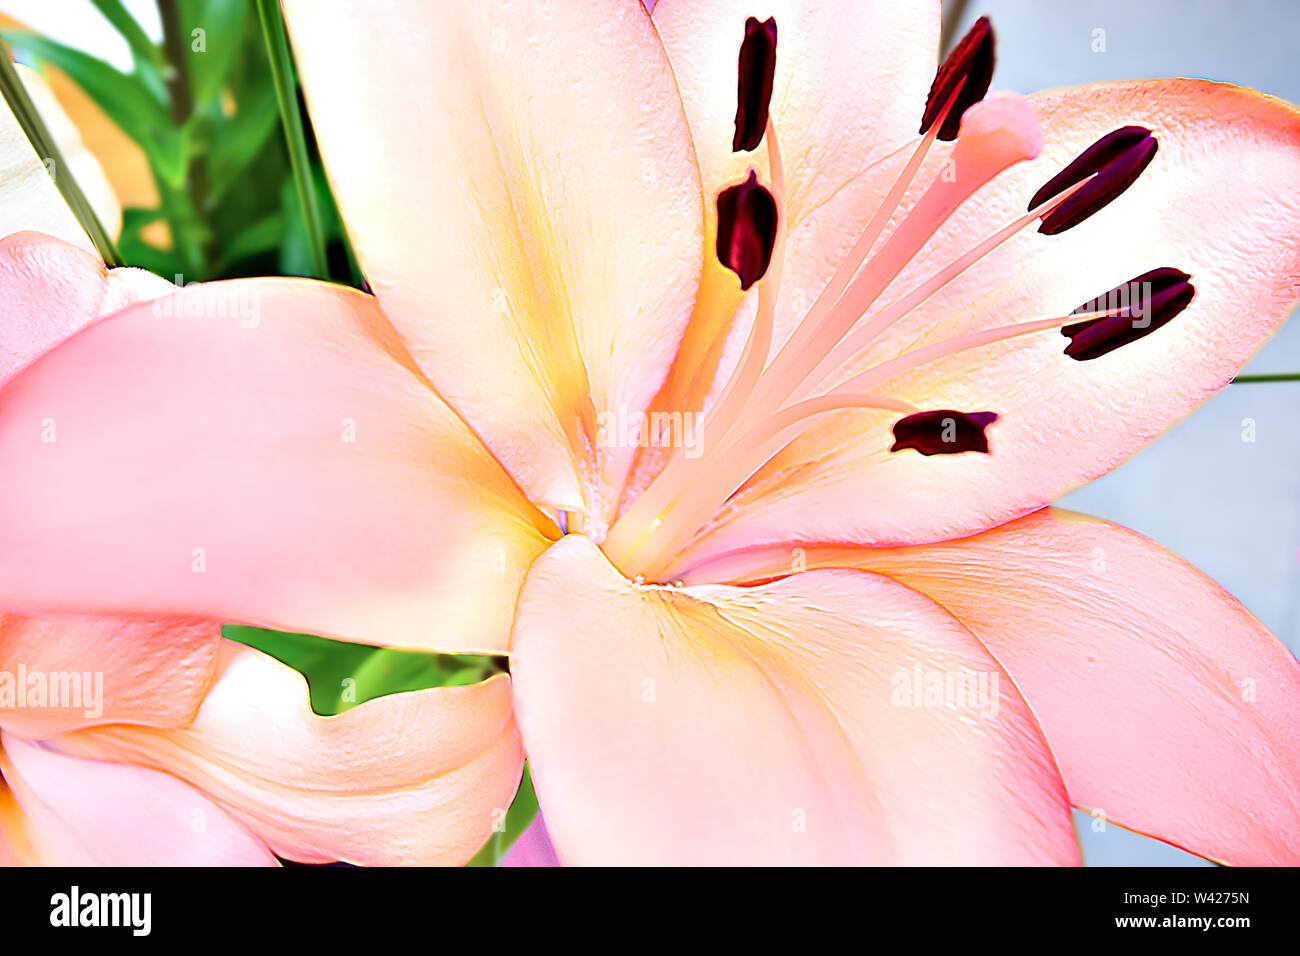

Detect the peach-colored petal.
[
  {"left": 622, "top": 0, "right": 940, "bottom": 502},
  {"left": 509, "top": 535, "right": 1077, "bottom": 865},
  {"left": 0, "top": 63, "right": 118, "bottom": 250},
  {"left": 281, "top": 0, "right": 704, "bottom": 525},
  {"left": 0, "top": 733, "right": 277, "bottom": 866},
  {"left": 0, "top": 231, "right": 171, "bottom": 385},
  {"left": 0, "top": 274, "right": 552, "bottom": 653},
  {"left": 52, "top": 641, "right": 523, "bottom": 866},
  {"left": 673, "top": 80, "right": 1300, "bottom": 564},
  {"left": 0, "top": 613, "right": 218, "bottom": 738},
  {"left": 692, "top": 508, "right": 1300, "bottom": 865}
]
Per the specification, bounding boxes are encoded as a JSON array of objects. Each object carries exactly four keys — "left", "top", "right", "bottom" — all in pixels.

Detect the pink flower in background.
[{"left": 1, "top": 0, "right": 1299, "bottom": 865}]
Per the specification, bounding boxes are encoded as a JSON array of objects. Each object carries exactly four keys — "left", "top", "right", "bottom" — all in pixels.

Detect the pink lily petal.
[
  {"left": 500, "top": 813, "right": 560, "bottom": 868},
  {"left": 0, "top": 65, "right": 119, "bottom": 250},
  {"left": 0, "top": 231, "right": 171, "bottom": 386},
  {"left": 0, "top": 273, "right": 552, "bottom": 653},
  {"left": 281, "top": 0, "right": 705, "bottom": 522},
  {"left": 690, "top": 508, "right": 1300, "bottom": 865},
  {"left": 672, "top": 80, "right": 1300, "bottom": 565},
  {"left": 0, "top": 733, "right": 276, "bottom": 866},
  {"left": 510, "top": 535, "right": 1078, "bottom": 865},
  {"left": 51, "top": 641, "right": 523, "bottom": 866},
  {"left": 0, "top": 613, "right": 219, "bottom": 738}
]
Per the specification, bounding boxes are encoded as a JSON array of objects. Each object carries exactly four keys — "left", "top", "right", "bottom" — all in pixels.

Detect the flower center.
[{"left": 601, "top": 15, "right": 1192, "bottom": 581}]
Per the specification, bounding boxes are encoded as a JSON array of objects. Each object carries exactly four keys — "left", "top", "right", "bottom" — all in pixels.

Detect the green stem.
[
  {"left": 0, "top": 41, "right": 121, "bottom": 266},
  {"left": 256, "top": 0, "right": 329, "bottom": 280},
  {"left": 1231, "top": 373, "right": 1300, "bottom": 384},
  {"left": 158, "top": 0, "right": 210, "bottom": 278}
]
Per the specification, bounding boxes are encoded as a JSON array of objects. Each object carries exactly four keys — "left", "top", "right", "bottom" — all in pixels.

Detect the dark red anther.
[
  {"left": 1030, "top": 126, "right": 1157, "bottom": 235},
  {"left": 733, "top": 17, "right": 778, "bottom": 152},
  {"left": 1062, "top": 267, "right": 1194, "bottom": 361},
  {"left": 919, "top": 15, "right": 995, "bottom": 142},
  {"left": 890, "top": 410, "right": 998, "bottom": 456},
  {"left": 716, "top": 170, "right": 778, "bottom": 290}
]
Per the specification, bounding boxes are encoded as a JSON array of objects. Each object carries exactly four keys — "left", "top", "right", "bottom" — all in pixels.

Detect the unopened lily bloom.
[
  {"left": 2, "top": 0, "right": 1299, "bottom": 865},
  {"left": 0, "top": 76, "right": 520, "bottom": 866}
]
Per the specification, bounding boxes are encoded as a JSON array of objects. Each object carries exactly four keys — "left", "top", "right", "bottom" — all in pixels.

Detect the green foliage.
[
  {"left": 220, "top": 625, "right": 506, "bottom": 717},
  {"left": 6, "top": 0, "right": 355, "bottom": 284}
]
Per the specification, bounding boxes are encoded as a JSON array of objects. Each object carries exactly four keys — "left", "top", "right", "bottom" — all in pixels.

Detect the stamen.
[
  {"left": 920, "top": 15, "right": 995, "bottom": 141},
  {"left": 733, "top": 16, "right": 778, "bottom": 152},
  {"left": 607, "top": 96, "right": 1048, "bottom": 575},
  {"left": 622, "top": 392, "right": 918, "bottom": 578},
  {"left": 754, "top": 93, "right": 1044, "bottom": 413},
  {"left": 782, "top": 77, "right": 965, "bottom": 341},
  {"left": 1062, "top": 267, "right": 1194, "bottom": 360},
  {"left": 603, "top": 125, "right": 786, "bottom": 566},
  {"left": 716, "top": 170, "right": 778, "bottom": 290},
  {"left": 1030, "top": 126, "right": 1157, "bottom": 235},
  {"left": 890, "top": 410, "right": 998, "bottom": 455},
  {"left": 805, "top": 176, "right": 1093, "bottom": 394},
  {"left": 833, "top": 305, "right": 1125, "bottom": 395},
  {"left": 703, "top": 124, "right": 787, "bottom": 470},
  {"left": 609, "top": 96, "right": 961, "bottom": 553}
]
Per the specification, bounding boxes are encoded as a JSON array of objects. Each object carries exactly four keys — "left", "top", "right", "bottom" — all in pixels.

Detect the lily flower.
[
  {"left": 1, "top": 0, "right": 1299, "bottom": 865},
  {"left": 0, "top": 76, "right": 520, "bottom": 866}
]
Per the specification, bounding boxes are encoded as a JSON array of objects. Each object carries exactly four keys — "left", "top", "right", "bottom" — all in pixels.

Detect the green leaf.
[
  {"left": 207, "top": 84, "right": 280, "bottom": 201},
  {"left": 0, "top": 30, "right": 169, "bottom": 150},
  {"left": 88, "top": 0, "right": 164, "bottom": 71},
  {"left": 147, "top": 124, "right": 190, "bottom": 189},
  {"left": 212, "top": 210, "right": 284, "bottom": 272},
  {"left": 278, "top": 166, "right": 339, "bottom": 278},
  {"left": 177, "top": 0, "right": 248, "bottom": 105},
  {"left": 343, "top": 649, "right": 501, "bottom": 712},
  {"left": 1231, "top": 373, "right": 1300, "bottom": 383},
  {"left": 222, "top": 625, "right": 375, "bottom": 717},
  {"left": 222, "top": 625, "right": 506, "bottom": 716}
]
